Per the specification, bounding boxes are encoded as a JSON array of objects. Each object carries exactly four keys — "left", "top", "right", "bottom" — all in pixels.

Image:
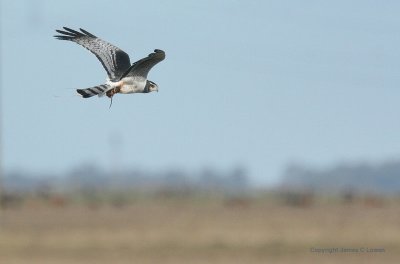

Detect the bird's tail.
[{"left": 76, "top": 84, "right": 111, "bottom": 98}]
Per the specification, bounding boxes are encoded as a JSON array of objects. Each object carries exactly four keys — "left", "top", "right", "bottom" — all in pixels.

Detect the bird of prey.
[{"left": 54, "top": 27, "right": 165, "bottom": 107}]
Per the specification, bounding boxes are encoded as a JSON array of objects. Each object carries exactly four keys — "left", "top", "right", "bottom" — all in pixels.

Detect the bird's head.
[{"left": 145, "top": 80, "right": 159, "bottom": 93}]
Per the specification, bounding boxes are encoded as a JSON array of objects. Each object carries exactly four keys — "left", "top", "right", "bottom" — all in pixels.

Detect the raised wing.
[
  {"left": 119, "top": 49, "right": 165, "bottom": 80},
  {"left": 54, "top": 27, "right": 131, "bottom": 81}
]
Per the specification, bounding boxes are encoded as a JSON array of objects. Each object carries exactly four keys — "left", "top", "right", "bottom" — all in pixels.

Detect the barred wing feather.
[{"left": 54, "top": 27, "right": 131, "bottom": 81}]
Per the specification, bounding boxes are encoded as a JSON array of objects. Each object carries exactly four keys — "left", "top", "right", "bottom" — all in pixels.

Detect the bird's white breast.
[{"left": 107, "top": 77, "right": 146, "bottom": 94}]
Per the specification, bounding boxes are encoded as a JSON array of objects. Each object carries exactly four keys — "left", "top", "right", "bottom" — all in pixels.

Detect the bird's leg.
[
  {"left": 106, "top": 83, "right": 122, "bottom": 108},
  {"left": 109, "top": 96, "right": 113, "bottom": 108},
  {"left": 106, "top": 88, "right": 115, "bottom": 98},
  {"left": 106, "top": 88, "right": 115, "bottom": 108}
]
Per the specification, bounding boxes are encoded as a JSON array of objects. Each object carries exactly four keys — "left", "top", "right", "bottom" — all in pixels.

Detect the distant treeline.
[
  {"left": 2, "top": 164, "right": 249, "bottom": 194},
  {"left": 4, "top": 159, "right": 400, "bottom": 196},
  {"left": 281, "top": 160, "right": 400, "bottom": 194}
]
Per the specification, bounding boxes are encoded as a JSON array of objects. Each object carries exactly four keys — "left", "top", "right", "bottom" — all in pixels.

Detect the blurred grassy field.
[{"left": 0, "top": 196, "right": 399, "bottom": 263}]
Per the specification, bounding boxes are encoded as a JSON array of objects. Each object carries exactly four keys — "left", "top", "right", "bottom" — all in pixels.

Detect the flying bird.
[{"left": 54, "top": 27, "right": 165, "bottom": 107}]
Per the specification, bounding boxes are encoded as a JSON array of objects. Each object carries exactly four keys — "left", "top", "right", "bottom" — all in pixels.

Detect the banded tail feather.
[{"left": 77, "top": 84, "right": 110, "bottom": 98}]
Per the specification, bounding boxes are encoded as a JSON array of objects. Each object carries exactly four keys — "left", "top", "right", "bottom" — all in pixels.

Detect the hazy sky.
[{"left": 2, "top": 0, "right": 400, "bottom": 185}]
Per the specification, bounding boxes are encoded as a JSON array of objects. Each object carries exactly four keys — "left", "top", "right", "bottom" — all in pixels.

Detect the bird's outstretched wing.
[
  {"left": 54, "top": 27, "right": 131, "bottom": 81},
  {"left": 119, "top": 49, "right": 165, "bottom": 80}
]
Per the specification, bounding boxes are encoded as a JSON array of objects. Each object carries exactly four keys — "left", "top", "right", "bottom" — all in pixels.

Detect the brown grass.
[{"left": 0, "top": 198, "right": 399, "bottom": 263}]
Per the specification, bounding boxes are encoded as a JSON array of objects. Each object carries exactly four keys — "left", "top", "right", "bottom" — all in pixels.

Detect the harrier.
[{"left": 54, "top": 27, "right": 165, "bottom": 107}]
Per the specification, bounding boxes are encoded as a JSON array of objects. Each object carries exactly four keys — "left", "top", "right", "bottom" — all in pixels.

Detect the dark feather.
[
  {"left": 62, "top": 27, "right": 84, "bottom": 36},
  {"left": 79, "top": 28, "right": 96, "bottom": 38},
  {"left": 120, "top": 49, "right": 165, "bottom": 80},
  {"left": 55, "top": 29, "right": 76, "bottom": 36}
]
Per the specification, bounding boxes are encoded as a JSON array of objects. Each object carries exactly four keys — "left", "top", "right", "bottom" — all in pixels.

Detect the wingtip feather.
[
  {"left": 62, "top": 27, "right": 84, "bottom": 36},
  {"left": 54, "top": 35, "right": 72, "bottom": 40},
  {"left": 79, "top": 28, "right": 96, "bottom": 38}
]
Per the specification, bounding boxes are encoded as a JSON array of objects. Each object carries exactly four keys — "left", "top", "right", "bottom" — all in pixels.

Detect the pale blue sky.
[{"left": 2, "top": 0, "right": 400, "bottom": 185}]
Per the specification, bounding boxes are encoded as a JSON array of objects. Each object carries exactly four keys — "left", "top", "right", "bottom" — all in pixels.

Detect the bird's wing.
[
  {"left": 119, "top": 49, "right": 165, "bottom": 80},
  {"left": 54, "top": 27, "right": 131, "bottom": 81}
]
